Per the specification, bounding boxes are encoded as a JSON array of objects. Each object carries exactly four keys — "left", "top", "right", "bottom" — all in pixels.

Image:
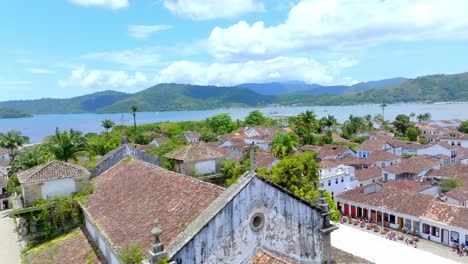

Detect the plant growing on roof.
[{"left": 118, "top": 243, "right": 145, "bottom": 264}]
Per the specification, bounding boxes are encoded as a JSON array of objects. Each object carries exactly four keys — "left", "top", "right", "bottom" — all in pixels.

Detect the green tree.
[
  {"left": 101, "top": 119, "right": 115, "bottom": 138},
  {"left": 130, "top": 105, "right": 139, "bottom": 130},
  {"left": 207, "top": 113, "right": 235, "bottom": 134},
  {"left": 405, "top": 127, "right": 419, "bottom": 141},
  {"left": 47, "top": 128, "right": 88, "bottom": 162},
  {"left": 440, "top": 178, "right": 464, "bottom": 192},
  {"left": 458, "top": 120, "right": 468, "bottom": 133},
  {"left": 6, "top": 174, "right": 21, "bottom": 195},
  {"left": 323, "top": 191, "right": 340, "bottom": 222},
  {"left": 416, "top": 112, "right": 432, "bottom": 122},
  {"left": 267, "top": 152, "right": 320, "bottom": 202},
  {"left": 393, "top": 114, "right": 413, "bottom": 135},
  {"left": 14, "top": 145, "right": 50, "bottom": 170},
  {"left": 380, "top": 103, "right": 387, "bottom": 121},
  {"left": 320, "top": 114, "right": 337, "bottom": 131},
  {"left": 244, "top": 110, "right": 267, "bottom": 126},
  {"left": 342, "top": 115, "right": 367, "bottom": 138},
  {"left": 199, "top": 131, "right": 218, "bottom": 142},
  {"left": 0, "top": 130, "right": 29, "bottom": 175},
  {"left": 270, "top": 132, "right": 299, "bottom": 158},
  {"left": 409, "top": 112, "right": 416, "bottom": 121},
  {"left": 222, "top": 159, "right": 248, "bottom": 186},
  {"left": 291, "top": 110, "right": 320, "bottom": 144}
]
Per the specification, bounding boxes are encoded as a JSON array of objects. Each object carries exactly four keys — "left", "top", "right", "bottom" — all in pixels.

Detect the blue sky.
[{"left": 2, "top": 0, "right": 468, "bottom": 101}]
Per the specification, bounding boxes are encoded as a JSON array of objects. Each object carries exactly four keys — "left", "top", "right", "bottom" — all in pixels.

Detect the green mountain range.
[{"left": 1, "top": 72, "right": 467, "bottom": 114}]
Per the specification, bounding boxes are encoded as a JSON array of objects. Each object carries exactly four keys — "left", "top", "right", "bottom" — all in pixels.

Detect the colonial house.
[
  {"left": 18, "top": 161, "right": 91, "bottom": 207},
  {"left": 342, "top": 150, "right": 400, "bottom": 169},
  {"left": 0, "top": 159, "right": 11, "bottom": 177},
  {"left": 440, "top": 133, "right": 468, "bottom": 148},
  {"left": 254, "top": 151, "right": 280, "bottom": 170},
  {"left": 319, "top": 160, "right": 359, "bottom": 197},
  {"left": 383, "top": 140, "right": 424, "bottom": 156},
  {"left": 381, "top": 179, "right": 440, "bottom": 196},
  {"left": 444, "top": 187, "right": 468, "bottom": 208},
  {"left": 381, "top": 155, "right": 441, "bottom": 181},
  {"left": 0, "top": 148, "right": 9, "bottom": 160},
  {"left": 355, "top": 167, "right": 382, "bottom": 187},
  {"left": 81, "top": 158, "right": 337, "bottom": 264},
  {"left": 356, "top": 139, "right": 387, "bottom": 158},
  {"left": 165, "top": 143, "right": 228, "bottom": 176},
  {"left": 184, "top": 131, "right": 200, "bottom": 143},
  {"left": 0, "top": 176, "right": 9, "bottom": 210},
  {"left": 415, "top": 143, "right": 458, "bottom": 165},
  {"left": 426, "top": 162, "right": 468, "bottom": 183},
  {"left": 91, "top": 144, "right": 161, "bottom": 177},
  {"left": 305, "top": 144, "right": 355, "bottom": 162},
  {"left": 336, "top": 184, "right": 468, "bottom": 247}
]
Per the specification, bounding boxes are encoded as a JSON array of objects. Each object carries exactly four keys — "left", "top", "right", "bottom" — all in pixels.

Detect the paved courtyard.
[
  {"left": 332, "top": 223, "right": 468, "bottom": 264},
  {"left": 0, "top": 210, "right": 21, "bottom": 264}
]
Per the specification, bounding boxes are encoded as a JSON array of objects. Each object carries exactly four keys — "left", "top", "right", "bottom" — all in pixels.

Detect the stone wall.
[
  {"left": 22, "top": 184, "right": 42, "bottom": 207},
  {"left": 172, "top": 177, "right": 326, "bottom": 263},
  {"left": 91, "top": 144, "right": 161, "bottom": 177},
  {"left": 74, "top": 177, "right": 90, "bottom": 193}
]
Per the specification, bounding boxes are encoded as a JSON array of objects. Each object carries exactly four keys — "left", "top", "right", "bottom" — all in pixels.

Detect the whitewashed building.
[
  {"left": 319, "top": 161, "right": 359, "bottom": 197},
  {"left": 18, "top": 161, "right": 90, "bottom": 206}
]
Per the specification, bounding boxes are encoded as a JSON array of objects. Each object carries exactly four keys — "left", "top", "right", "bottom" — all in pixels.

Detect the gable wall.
[{"left": 172, "top": 177, "right": 325, "bottom": 263}]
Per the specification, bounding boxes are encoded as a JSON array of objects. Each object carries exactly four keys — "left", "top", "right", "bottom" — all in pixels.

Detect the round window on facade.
[{"left": 250, "top": 213, "right": 265, "bottom": 232}]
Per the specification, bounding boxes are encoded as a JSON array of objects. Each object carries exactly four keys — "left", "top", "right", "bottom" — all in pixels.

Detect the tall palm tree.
[
  {"left": 47, "top": 128, "right": 88, "bottom": 162},
  {"left": 101, "top": 119, "right": 115, "bottom": 138},
  {"left": 15, "top": 145, "right": 51, "bottom": 170},
  {"left": 130, "top": 105, "right": 139, "bottom": 130},
  {"left": 270, "top": 132, "right": 299, "bottom": 158},
  {"left": 0, "top": 130, "right": 29, "bottom": 175},
  {"left": 380, "top": 103, "right": 387, "bottom": 121},
  {"left": 409, "top": 112, "right": 416, "bottom": 122}
]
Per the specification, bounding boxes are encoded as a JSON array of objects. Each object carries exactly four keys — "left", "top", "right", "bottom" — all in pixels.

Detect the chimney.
[{"left": 146, "top": 220, "right": 167, "bottom": 264}]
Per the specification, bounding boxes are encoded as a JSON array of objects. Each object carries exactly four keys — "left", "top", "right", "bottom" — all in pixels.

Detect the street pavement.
[{"left": 0, "top": 210, "right": 21, "bottom": 264}]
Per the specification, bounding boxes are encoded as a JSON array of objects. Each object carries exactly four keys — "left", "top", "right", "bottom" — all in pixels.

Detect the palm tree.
[
  {"left": 47, "top": 128, "right": 88, "bottom": 162},
  {"left": 15, "top": 145, "right": 51, "bottom": 170},
  {"left": 321, "top": 114, "right": 337, "bottom": 131},
  {"left": 409, "top": 112, "right": 416, "bottom": 122},
  {"left": 130, "top": 105, "right": 139, "bottom": 130},
  {"left": 101, "top": 119, "right": 115, "bottom": 138},
  {"left": 416, "top": 112, "right": 432, "bottom": 122},
  {"left": 0, "top": 130, "right": 29, "bottom": 175},
  {"left": 270, "top": 132, "right": 299, "bottom": 158},
  {"left": 380, "top": 103, "right": 387, "bottom": 121},
  {"left": 293, "top": 110, "right": 319, "bottom": 144}
]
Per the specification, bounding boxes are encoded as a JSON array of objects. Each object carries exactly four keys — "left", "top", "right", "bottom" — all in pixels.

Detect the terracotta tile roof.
[
  {"left": 332, "top": 133, "right": 350, "bottom": 143},
  {"left": 0, "top": 159, "right": 10, "bottom": 167},
  {"left": 24, "top": 228, "right": 103, "bottom": 264},
  {"left": 300, "top": 145, "right": 321, "bottom": 152},
  {"left": 355, "top": 168, "right": 382, "bottom": 181},
  {"left": 82, "top": 159, "right": 224, "bottom": 252},
  {"left": 319, "top": 160, "right": 344, "bottom": 169},
  {"left": 368, "top": 150, "right": 399, "bottom": 162},
  {"left": 358, "top": 139, "right": 386, "bottom": 151},
  {"left": 386, "top": 140, "right": 425, "bottom": 149},
  {"left": 337, "top": 185, "right": 436, "bottom": 218},
  {"left": 340, "top": 156, "right": 372, "bottom": 166},
  {"left": 0, "top": 148, "right": 8, "bottom": 156},
  {"left": 249, "top": 249, "right": 299, "bottom": 264},
  {"left": 427, "top": 163, "right": 468, "bottom": 181},
  {"left": 420, "top": 202, "right": 468, "bottom": 230},
  {"left": 382, "top": 155, "right": 440, "bottom": 175},
  {"left": 444, "top": 187, "right": 468, "bottom": 202},
  {"left": 165, "top": 143, "right": 227, "bottom": 162},
  {"left": 316, "top": 144, "right": 352, "bottom": 160},
  {"left": 382, "top": 179, "right": 433, "bottom": 193},
  {"left": 255, "top": 151, "right": 277, "bottom": 168},
  {"left": 153, "top": 136, "right": 171, "bottom": 144},
  {"left": 18, "top": 161, "right": 90, "bottom": 184}
]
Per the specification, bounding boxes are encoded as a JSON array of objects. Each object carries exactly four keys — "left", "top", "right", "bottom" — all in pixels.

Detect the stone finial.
[{"left": 147, "top": 219, "right": 167, "bottom": 264}]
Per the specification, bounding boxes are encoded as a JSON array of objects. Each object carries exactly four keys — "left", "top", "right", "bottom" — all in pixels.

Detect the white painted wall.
[
  {"left": 440, "top": 139, "right": 468, "bottom": 148},
  {"left": 320, "top": 165, "right": 359, "bottom": 195},
  {"left": 195, "top": 160, "right": 216, "bottom": 175},
  {"left": 41, "top": 178, "right": 76, "bottom": 199}
]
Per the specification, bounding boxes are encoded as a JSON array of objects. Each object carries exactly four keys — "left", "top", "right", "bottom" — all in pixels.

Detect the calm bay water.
[{"left": 0, "top": 103, "right": 467, "bottom": 143}]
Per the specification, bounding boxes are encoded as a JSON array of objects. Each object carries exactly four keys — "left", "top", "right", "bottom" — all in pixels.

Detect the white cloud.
[
  {"left": 58, "top": 66, "right": 149, "bottom": 89},
  {"left": 83, "top": 47, "right": 160, "bottom": 68},
  {"left": 26, "top": 68, "right": 55, "bottom": 74},
  {"left": 70, "top": 0, "right": 128, "bottom": 9},
  {"left": 128, "top": 25, "right": 173, "bottom": 39},
  {"left": 163, "top": 0, "right": 264, "bottom": 20},
  {"left": 154, "top": 56, "right": 358, "bottom": 86},
  {"left": 208, "top": 0, "right": 468, "bottom": 60}
]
